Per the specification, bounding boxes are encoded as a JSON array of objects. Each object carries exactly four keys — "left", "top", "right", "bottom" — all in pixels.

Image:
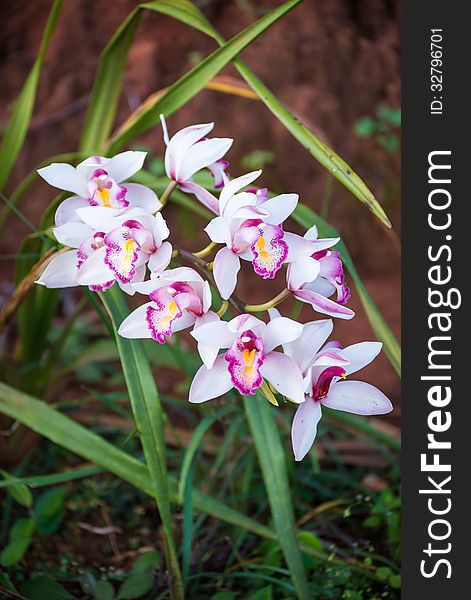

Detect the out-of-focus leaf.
[
  {"left": 94, "top": 580, "right": 115, "bottom": 600},
  {"left": 0, "top": 518, "right": 35, "bottom": 567},
  {"left": 0, "top": 0, "right": 63, "bottom": 191},
  {"left": 0, "top": 469, "right": 33, "bottom": 507},
  {"left": 20, "top": 576, "right": 74, "bottom": 600},
  {"left": 33, "top": 486, "right": 68, "bottom": 534}
]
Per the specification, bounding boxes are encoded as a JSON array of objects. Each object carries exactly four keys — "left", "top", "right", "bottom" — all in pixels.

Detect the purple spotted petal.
[
  {"left": 250, "top": 223, "right": 288, "bottom": 279},
  {"left": 225, "top": 330, "right": 265, "bottom": 395}
]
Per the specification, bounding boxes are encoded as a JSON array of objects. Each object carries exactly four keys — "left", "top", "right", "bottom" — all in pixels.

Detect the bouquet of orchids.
[{"left": 36, "top": 117, "right": 392, "bottom": 461}]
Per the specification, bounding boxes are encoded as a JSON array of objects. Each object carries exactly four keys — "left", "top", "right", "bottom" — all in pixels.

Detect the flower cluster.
[{"left": 37, "top": 117, "right": 392, "bottom": 461}]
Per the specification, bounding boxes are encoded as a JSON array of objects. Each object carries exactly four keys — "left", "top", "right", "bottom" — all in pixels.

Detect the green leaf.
[
  {"left": 100, "top": 286, "right": 182, "bottom": 597},
  {"left": 116, "top": 550, "right": 160, "bottom": 599},
  {"left": 33, "top": 486, "right": 68, "bottom": 534},
  {"left": 94, "top": 581, "right": 115, "bottom": 600},
  {"left": 20, "top": 577, "right": 74, "bottom": 600},
  {"left": 354, "top": 117, "right": 377, "bottom": 138},
  {"left": 292, "top": 202, "right": 401, "bottom": 376},
  {"left": 243, "top": 394, "right": 310, "bottom": 600},
  {"left": 0, "top": 469, "right": 33, "bottom": 507},
  {"left": 249, "top": 586, "right": 273, "bottom": 600},
  {"left": 211, "top": 594, "right": 237, "bottom": 600},
  {"left": 0, "top": 0, "right": 62, "bottom": 190},
  {"left": 0, "top": 518, "right": 35, "bottom": 567},
  {"left": 107, "top": 0, "right": 303, "bottom": 153}
]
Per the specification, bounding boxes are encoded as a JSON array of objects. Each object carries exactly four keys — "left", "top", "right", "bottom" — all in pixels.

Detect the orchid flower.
[
  {"left": 118, "top": 267, "right": 214, "bottom": 346},
  {"left": 286, "top": 225, "right": 354, "bottom": 319},
  {"left": 37, "top": 208, "right": 172, "bottom": 294},
  {"left": 203, "top": 171, "right": 309, "bottom": 299},
  {"left": 189, "top": 313, "right": 306, "bottom": 404},
  {"left": 38, "top": 152, "right": 160, "bottom": 226},
  {"left": 274, "top": 311, "right": 392, "bottom": 461},
  {"left": 160, "top": 116, "right": 232, "bottom": 212}
]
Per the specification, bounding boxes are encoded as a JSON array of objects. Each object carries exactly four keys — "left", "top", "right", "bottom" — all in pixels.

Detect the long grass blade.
[
  {"left": 100, "top": 285, "right": 183, "bottom": 599},
  {"left": 107, "top": 0, "right": 303, "bottom": 153},
  {"left": 243, "top": 394, "right": 310, "bottom": 600},
  {"left": 0, "top": 0, "right": 63, "bottom": 191}
]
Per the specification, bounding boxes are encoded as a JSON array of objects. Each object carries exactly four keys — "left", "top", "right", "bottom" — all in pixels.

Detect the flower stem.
[
  {"left": 159, "top": 180, "right": 178, "bottom": 207},
  {"left": 245, "top": 288, "right": 291, "bottom": 312},
  {"left": 216, "top": 300, "right": 229, "bottom": 318},
  {"left": 192, "top": 241, "right": 217, "bottom": 259}
]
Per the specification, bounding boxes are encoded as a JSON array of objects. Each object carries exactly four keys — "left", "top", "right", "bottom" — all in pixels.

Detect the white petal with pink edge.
[
  {"left": 189, "top": 355, "right": 233, "bottom": 403},
  {"left": 294, "top": 288, "right": 355, "bottom": 320},
  {"left": 205, "top": 217, "right": 232, "bottom": 246},
  {"left": 219, "top": 171, "right": 261, "bottom": 214},
  {"left": 191, "top": 320, "right": 237, "bottom": 350},
  {"left": 193, "top": 311, "right": 221, "bottom": 368},
  {"left": 321, "top": 380, "right": 393, "bottom": 415},
  {"left": 179, "top": 181, "right": 219, "bottom": 214},
  {"left": 282, "top": 319, "right": 334, "bottom": 375},
  {"left": 291, "top": 398, "right": 322, "bottom": 461}
]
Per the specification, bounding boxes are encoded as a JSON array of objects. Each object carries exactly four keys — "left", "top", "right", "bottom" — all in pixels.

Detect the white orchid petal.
[
  {"left": 219, "top": 170, "right": 261, "bottom": 213},
  {"left": 76, "top": 247, "right": 114, "bottom": 285},
  {"left": 189, "top": 355, "right": 233, "bottom": 403},
  {"left": 262, "top": 193, "right": 298, "bottom": 225},
  {"left": 322, "top": 380, "right": 393, "bottom": 415},
  {"left": 54, "top": 196, "right": 89, "bottom": 226},
  {"left": 259, "top": 352, "right": 305, "bottom": 404},
  {"left": 125, "top": 183, "right": 161, "bottom": 213},
  {"left": 148, "top": 241, "right": 172, "bottom": 274},
  {"left": 179, "top": 181, "right": 219, "bottom": 214},
  {"left": 284, "top": 232, "right": 317, "bottom": 262},
  {"left": 194, "top": 311, "right": 221, "bottom": 368},
  {"left": 213, "top": 247, "right": 240, "bottom": 300},
  {"left": 106, "top": 151, "right": 147, "bottom": 182},
  {"left": 263, "top": 317, "right": 303, "bottom": 353},
  {"left": 295, "top": 289, "right": 355, "bottom": 320},
  {"left": 339, "top": 342, "right": 383, "bottom": 375},
  {"left": 204, "top": 217, "right": 232, "bottom": 246},
  {"left": 291, "top": 398, "right": 322, "bottom": 461},
  {"left": 283, "top": 319, "right": 334, "bottom": 374},
  {"left": 118, "top": 302, "right": 154, "bottom": 338},
  {"left": 190, "top": 320, "right": 236, "bottom": 349},
  {"left": 178, "top": 138, "right": 233, "bottom": 181},
  {"left": 287, "top": 256, "right": 320, "bottom": 290},
  {"left": 166, "top": 122, "right": 214, "bottom": 180},
  {"left": 53, "top": 222, "right": 93, "bottom": 248},
  {"left": 38, "top": 163, "right": 88, "bottom": 197},
  {"left": 36, "top": 251, "right": 79, "bottom": 288}
]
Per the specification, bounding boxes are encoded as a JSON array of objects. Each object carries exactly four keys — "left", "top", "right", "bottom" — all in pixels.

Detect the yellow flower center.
[
  {"left": 243, "top": 348, "right": 256, "bottom": 368},
  {"left": 97, "top": 187, "right": 111, "bottom": 208}
]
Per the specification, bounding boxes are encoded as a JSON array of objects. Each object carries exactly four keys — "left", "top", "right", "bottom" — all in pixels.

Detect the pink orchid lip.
[
  {"left": 250, "top": 223, "right": 288, "bottom": 280},
  {"left": 312, "top": 249, "right": 351, "bottom": 306},
  {"left": 88, "top": 168, "right": 129, "bottom": 209},
  {"left": 313, "top": 366, "right": 346, "bottom": 400},
  {"left": 225, "top": 329, "right": 265, "bottom": 395}
]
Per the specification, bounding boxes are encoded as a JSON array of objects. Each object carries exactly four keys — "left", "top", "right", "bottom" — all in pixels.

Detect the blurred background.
[
  {"left": 1, "top": 0, "right": 400, "bottom": 410},
  {"left": 0, "top": 1, "right": 401, "bottom": 595}
]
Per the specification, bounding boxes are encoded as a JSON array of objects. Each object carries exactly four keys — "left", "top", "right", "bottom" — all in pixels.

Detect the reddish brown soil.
[{"left": 0, "top": 0, "right": 400, "bottom": 407}]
